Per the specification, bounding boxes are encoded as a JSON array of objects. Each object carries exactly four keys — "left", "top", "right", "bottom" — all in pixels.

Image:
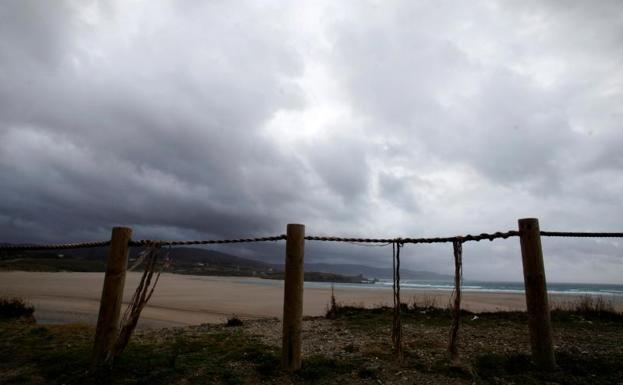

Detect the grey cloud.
[
  {"left": 306, "top": 137, "right": 370, "bottom": 202},
  {"left": 0, "top": 1, "right": 621, "bottom": 283},
  {"left": 378, "top": 172, "right": 419, "bottom": 212},
  {"left": 0, "top": 0, "right": 71, "bottom": 66},
  {"left": 330, "top": 12, "right": 580, "bottom": 191}
]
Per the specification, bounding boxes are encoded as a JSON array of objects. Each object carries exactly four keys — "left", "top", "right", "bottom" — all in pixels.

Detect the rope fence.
[
  {"left": 0, "top": 240, "right": 111, "bottom": 251},
  {"left": 3, "top": 230, "right": 622, "bottom": 252},
  {"left": 129, "top": 235, "right": 287, "bottom": 247},
  {"left": 540, "top": 231, "right": 623, "bottom": 238},
  {"left": 2, "top": 221, "right": 623, "bottom": 371},
  {"left": 305, "top": 230, "right": 520, "bottom": 243}
]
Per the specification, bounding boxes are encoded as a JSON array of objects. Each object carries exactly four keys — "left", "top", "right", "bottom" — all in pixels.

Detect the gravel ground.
[
  {"left": 3, "top": 306, "right": 620, "bottom": 385},
  {"left": 235, "top": 311, "right": 623, "bottom": 385}
]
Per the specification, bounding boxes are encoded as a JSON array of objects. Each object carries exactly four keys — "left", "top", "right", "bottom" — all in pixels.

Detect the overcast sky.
[{"left": 1, "top": 0, "right": 622, "bottom": 283}]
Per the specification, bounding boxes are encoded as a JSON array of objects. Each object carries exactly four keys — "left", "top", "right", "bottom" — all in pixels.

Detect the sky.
[{"left": 1, "top": 0, "right": 622, "bottom": 283}]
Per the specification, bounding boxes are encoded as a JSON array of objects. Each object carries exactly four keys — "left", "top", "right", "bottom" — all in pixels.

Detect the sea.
[{"left": 303, "top": 279, "right": 623, "bottom": 297}]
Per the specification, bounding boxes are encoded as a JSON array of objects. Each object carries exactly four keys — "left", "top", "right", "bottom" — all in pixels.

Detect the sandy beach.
[{"left": 0, "top": 271, "right": 620, "bottom": 328}]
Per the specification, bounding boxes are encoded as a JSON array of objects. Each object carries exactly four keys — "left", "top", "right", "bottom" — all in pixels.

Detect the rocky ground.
[{"left": 240, "top": 306, "right": 623, "bottom": 385}]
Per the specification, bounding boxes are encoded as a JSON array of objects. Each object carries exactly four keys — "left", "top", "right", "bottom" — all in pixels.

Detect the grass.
[
  {"left": 0, "top": 319, "right": 373, "bottom": 384},
  {"left": 326, "top": 294, "right": 623, "bottom": 328},
  {"left": 0, "top": 258, "right": 106, "bottom": 272},
  {"left": 473, "top": 351, "right": 623, "bottom": 385},
  {"left": 408, "top": 294, "right": 440, "bottom": 310},
  {"left": 324, "top": 295, "right": 474, "bottom": 330},
  {"left": 0, "top": 320, "right": 284, "bottom": 385},
  {"left": 473, "top": 353, "right": 535, "bottom": 378},
  {"left": 296, "top": 355, "right": 355, "bottom": 381},
  {"left": 551, "top": 295, "right": 623, "bottom": 322},
  {"left": 1, "top": 295, "right": 621, "bottom": 384}
]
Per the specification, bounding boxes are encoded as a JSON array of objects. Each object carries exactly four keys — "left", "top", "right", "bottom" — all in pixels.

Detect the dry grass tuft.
[
  {"left": 409, "top": 294, "right": 439, "bottom": 311},
  {"left": 552, "top": 295, "right": 616, "bottom": 314}
]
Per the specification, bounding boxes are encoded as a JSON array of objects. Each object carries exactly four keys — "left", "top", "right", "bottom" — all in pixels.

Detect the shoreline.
[{"left": 1, "top": 271, "right": 621, "bottom": 328}]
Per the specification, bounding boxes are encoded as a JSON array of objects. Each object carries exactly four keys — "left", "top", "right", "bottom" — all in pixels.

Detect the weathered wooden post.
[
  {"left": 518, "top": 218, "right": 556, "bottom": 370},
  {"left": 91, "top": 226, "right": 132, "bottom": 369},
  {"left": 281, "top": 223, "right": 305, "bottom": 371}
]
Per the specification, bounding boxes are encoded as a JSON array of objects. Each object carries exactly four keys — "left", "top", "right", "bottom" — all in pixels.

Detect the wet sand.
[{"left": 1, "top": 272, "right": 620, "bottom": 328}]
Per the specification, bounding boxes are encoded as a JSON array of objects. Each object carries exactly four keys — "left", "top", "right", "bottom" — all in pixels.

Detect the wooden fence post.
[
  {"left": 281, "top": 223, "right": 305, "bottom": 371},
  {"left": 518, "top": 218, "right": 556, "bottom": 370},
  {"left": 91, "top": 226, "right": 132, "bottom": 369}
]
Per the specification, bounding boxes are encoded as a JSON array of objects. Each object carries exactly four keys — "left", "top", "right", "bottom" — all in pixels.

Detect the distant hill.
[
  {"left": 0, "top": 246, "right": 273, "bottom": 275},
  {"left": 0, "top": 245, "right": 451, "bottom": 282},
  {"left": 278, "top": 263, "right": 452, "bottom": 281},
  {"left": 1, "top": 246, "right": 270, "bottom": 267},
  {"left": 165, "top": 247, "right": 273, "bottom": 269}
]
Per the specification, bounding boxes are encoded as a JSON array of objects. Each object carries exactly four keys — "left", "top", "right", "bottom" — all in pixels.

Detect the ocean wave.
[{"left": 319, "top": 280, "right": 623, "bottom": 296}]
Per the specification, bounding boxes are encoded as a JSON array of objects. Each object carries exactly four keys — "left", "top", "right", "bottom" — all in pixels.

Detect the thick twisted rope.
[
  {"left": 540, "top": 231, "right": 623, "bottom": 238},
  {"left": 0, "top": 241, "right": 111, "bottom": 251},
  {"left": 129, "top": 235, "right": 286, "bottom": 247},
  {"left": 305, "top": 231, "right": 520, "bottom": 244},
  {"left": 2, "top": 230, "right": 622, "bottom": 252}
]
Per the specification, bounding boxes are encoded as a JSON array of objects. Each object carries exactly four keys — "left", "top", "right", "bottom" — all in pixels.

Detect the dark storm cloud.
[
  {"left": 0, "top": 0, "right": 310, "bottom": 243},
  {"left": 0, "top": 1, "right": 621, "bottom": 283}
]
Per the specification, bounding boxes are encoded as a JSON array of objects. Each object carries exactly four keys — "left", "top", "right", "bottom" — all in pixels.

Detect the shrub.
[
  {"left": 325, "top": 283, "right": 340, "bottom": 319},
  {"left": 225, "top": 315, "right": 243, "bottom": 327},
  {"left": 0, "top": 297, "right": 35, "bottom": 319}
]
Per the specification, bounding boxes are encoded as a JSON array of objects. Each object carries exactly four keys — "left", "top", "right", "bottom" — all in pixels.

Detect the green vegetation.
[
  {"left": 225, "top": 315, "right": 243, "bottom": 327},
  {"left": 0, "top": 258, "right": 106, "bottom": 272},
  {"left": 295, "top": 355, "right": 356, "bottom": 381},
  {"left": 0, "top": 255, "right": 368, "bottom": 283},
  {"left": 0, "top": 319, "right": 283, "bottom": 385},
  {"left": 268, "top": 271, "right": 369, "bottom": 283},
  {"left": 325, "top": 294, "right": 472, "bottom": 328},
  {"left": 551, "top": 295, "right": 623, "bottom": 322},
  {"left": 473, "top": 351, "right": 623, "bottom": 385},
  {"left": 326, "top": 294, "right": 623, "bottom": 328},
  {"left": 1, "top": 296, "right": 621, "bottom": 384}
]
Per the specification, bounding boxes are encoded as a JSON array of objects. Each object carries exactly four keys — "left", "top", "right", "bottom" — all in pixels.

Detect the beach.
[{"left": 0, "top": 271, "right": 620, "bottom": 328}]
